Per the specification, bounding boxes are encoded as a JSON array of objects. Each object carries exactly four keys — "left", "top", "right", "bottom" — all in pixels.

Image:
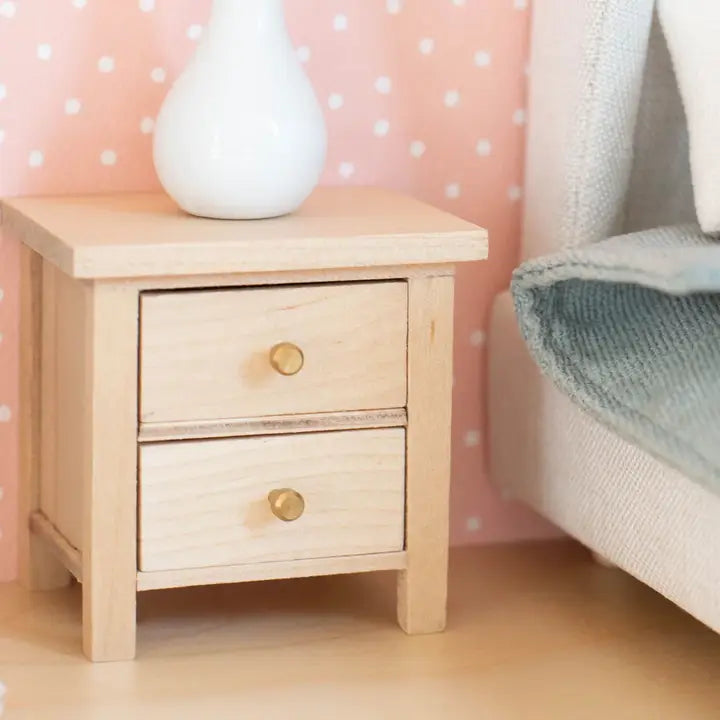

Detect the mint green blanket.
[{"left": 511, "top": 223, "right": 720, "bottom": 495}]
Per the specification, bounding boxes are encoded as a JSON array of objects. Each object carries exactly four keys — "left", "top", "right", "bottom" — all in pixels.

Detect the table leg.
[{"left": 398, "top": 274, "right": 454, "bottom": 634}]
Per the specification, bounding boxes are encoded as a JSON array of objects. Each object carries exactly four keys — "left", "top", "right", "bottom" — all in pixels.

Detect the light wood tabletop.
[
  {"left": 1, "top": 186, "right": 488, "bottom": 279},
  {"left": 1, "top": 541, "right": 718, "bottom": 719}
]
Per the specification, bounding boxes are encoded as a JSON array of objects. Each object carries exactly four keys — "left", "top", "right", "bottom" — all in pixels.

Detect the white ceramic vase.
[{"left": 153, "top": 0, "right": 327, "bottom": 220}]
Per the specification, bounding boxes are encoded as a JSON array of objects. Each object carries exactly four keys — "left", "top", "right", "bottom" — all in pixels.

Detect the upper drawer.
[{"left": 140, "top": 282, "right": 408, "bottom": 423}]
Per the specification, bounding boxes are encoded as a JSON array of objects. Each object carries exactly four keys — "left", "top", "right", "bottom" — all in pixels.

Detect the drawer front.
[
  {"left": 138, "top": 429, "right": 406, "bottom": 572},
  {"left": 140, "top": 282, "right": 407, "bottom": 423}
]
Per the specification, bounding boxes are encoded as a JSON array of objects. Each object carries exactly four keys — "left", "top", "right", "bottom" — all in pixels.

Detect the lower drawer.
[{"left": 138, "top": 428, "right": 406, "bottom": 572}]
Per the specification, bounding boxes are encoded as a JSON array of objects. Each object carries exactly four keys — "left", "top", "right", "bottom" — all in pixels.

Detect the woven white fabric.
[
  {"left": 658, "top": 0, "right": 720, "bottom": 234},
  {"left": 489, "top": 0, "right": 720, "bottom": 632},
  {"left": 490, "top": 292, "right": 720, "bottom": 633}
]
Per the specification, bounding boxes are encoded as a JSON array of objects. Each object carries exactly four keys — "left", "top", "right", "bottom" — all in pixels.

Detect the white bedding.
[{"left": 658, "top": 0, "right": 720, "bottom": 233}]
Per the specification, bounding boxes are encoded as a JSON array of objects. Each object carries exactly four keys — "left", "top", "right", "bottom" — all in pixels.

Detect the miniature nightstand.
[{"left": 3, "top": 187, "right": 487, "bottom": 662}]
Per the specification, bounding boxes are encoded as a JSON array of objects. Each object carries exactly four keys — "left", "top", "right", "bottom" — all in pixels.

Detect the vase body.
[{"left": 153, "top": 0, "right": 327, "bottom": 220}]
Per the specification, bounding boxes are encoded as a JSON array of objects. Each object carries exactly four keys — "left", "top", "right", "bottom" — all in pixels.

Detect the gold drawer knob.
[
  {"left": 269, "top": 342, "right": 304, "bottom": 376},
  {"left": 268, "top": 489, "right": 305, "bottom": 522}
]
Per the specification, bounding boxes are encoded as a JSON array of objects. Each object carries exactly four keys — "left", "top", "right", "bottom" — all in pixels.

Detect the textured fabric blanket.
[
  {"left": 511, "top": 224, "right": 720, "bottom": 495},
  {"left": 509, "top": 0, "right": 720, "bottom": 496}
]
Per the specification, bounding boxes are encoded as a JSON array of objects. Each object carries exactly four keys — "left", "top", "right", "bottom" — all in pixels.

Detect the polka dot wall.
[{"left": 0, "top": 0, "right": 557, "bottom": 581}]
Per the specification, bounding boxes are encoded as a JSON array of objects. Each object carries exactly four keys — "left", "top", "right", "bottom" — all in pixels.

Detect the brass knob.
[
  {"left": 269, "top": 342, "right": 304, "bottom": 376},
  {"left": 268, "top": 489, "right": 305, "bottom": 522}
]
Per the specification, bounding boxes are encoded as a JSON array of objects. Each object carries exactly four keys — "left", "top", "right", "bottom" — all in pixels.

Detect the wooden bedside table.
[{"left": 3, "top": 187, "right": 488, "bottom": 662}]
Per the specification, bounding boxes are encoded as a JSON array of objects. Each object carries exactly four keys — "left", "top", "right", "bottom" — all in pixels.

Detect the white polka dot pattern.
[
  {"left": 100, "top": 149, "right": 117, "bottom": 166},
  {"left": 444, "top": 90, "right": 460, "bottom": 108},
  {"left": 37, "top": 43, "right": 53, "bottom": 61},
  {"left": 419, "top": 38, "right": 435, "bottom": 55},
  {"left": 476, "top": 138, "right": 493, "bottom": 156},
  {"left": 470, "top": 330, "right": 487, "bottom": 347},
  {"left": 65, "top": 98, "right": 82, "bottom": 115},
  {"left": 28, "top": 150, "right": 44, "bottom": 167},
  {"left": 327, "top": 93, "right": 344, "bottom": 110},
  {"left": 409, "top": 140, "right": 426, "bottom": 158},
  {"left": 508, "top": 185, "right": 524, "bottom": 201},
  {"left": 445, "top": 183, "right": 461, "bottom": 199},
  {"left": 464, "top": 430, "right": 481, "bottom": 448},
  {"left": 150, "top": 67, "right": 166, "bottom": 83},
  {"left": 374, "top": 76, "right": 392, "bottom": 95},
  {"left": 0, "top": 2, "right": 17, "bottom": 19},
  {"left": 338, "top": 161, "right": 356, "bottom": 179},
  {"left": 466, "top": 516, "right": 482, "bottom": 532},
  {"left": 373, "top": 118, "right": 390, "bottom": 137},
  {"left": 474, "top": 50, "right": 492, "bottom": 67},
  {"left": 513, "top": 108, "right": 527, "bottom": 126},
  {"left": 98, "top": 55, "right": 114, "bottom": 73},
  {"left": 0, "top": 0, "right": 533, "bottom": 575}
]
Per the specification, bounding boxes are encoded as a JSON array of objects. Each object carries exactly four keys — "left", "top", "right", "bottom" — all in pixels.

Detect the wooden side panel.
[
  {"left": 54, "top": 271, "right": 92, "bottom": 550},
  {"left": 18, "top": 246, "right": 71, "bottom": 590},
  {"left": 397, "top": 275, "right": 455, "bottom": 634},
  {"left": 39, "top": 262, "right": 58, "bottom": 526},
  {"left": 39, "top": 263, "right": 86, "bottom": 551}
]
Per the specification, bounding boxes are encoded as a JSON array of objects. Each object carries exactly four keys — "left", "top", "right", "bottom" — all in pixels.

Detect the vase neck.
[{"left": 207, "top": 0, "right": 286, "bottom": 39}]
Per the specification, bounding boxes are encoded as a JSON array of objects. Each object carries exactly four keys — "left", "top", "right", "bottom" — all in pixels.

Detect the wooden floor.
[{"left": 1, "top": 540, "right": 718, "bottom": 719}]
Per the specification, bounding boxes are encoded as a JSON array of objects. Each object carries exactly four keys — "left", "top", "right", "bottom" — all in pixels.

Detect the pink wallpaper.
[{"left": 0, "top": 0, "right": 556, "bottom": 581}]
